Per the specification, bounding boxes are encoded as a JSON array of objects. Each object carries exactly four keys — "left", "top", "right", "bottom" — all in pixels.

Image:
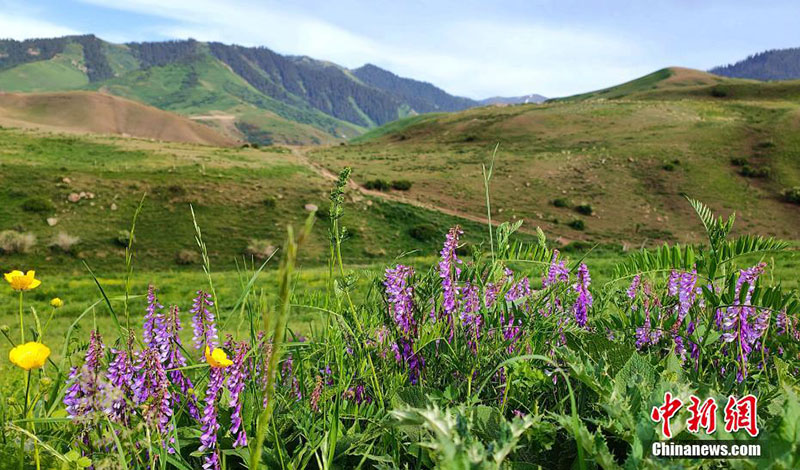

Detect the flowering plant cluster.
[{"left": 2, "top": 196, "right": 799, "bottom": 469}]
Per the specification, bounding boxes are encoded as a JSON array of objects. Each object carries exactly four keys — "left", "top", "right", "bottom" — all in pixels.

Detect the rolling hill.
[
  {"left": 0, "top": 91, "right": 235, "bottom": 146},
  {"left": 309, "top": 67, "right": 800, "bottom": 246},
  {"left": 0, "top": 35, "right": 490, "bottom": 145}
]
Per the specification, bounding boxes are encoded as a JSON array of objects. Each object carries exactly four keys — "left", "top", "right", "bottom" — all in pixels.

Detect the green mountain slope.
[{"left": 311, "top": 68, "right": 800, "bottom": 245}]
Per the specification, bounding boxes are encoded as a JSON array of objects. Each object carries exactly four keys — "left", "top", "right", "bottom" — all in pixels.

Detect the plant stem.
[{"left": 18, "top": 292, "right": 24, "bottom": 344}]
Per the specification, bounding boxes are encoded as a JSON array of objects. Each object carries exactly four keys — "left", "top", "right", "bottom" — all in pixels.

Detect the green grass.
[{"left": 0, "top": 127, "right": 512, "bottom": 272}]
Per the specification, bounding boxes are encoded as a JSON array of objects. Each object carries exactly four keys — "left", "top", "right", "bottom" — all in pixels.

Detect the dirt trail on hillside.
[{"left": 290, "top": 146, "right": 538, "bottom": 235}]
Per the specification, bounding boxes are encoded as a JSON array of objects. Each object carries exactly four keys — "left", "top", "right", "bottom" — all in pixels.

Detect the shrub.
[
  {"left": 552, "top": 197, "right": 569, "bottom": 208},
  {"left": 730, "top": 157, "right": 748, "bottom": 166},
  {"left": 575, "top": 203, "right": 594, "bottom": 215},
  {"left": 263, "top": 196, "right": 277, "bottom": 208},
  {"left": 175, "top": 249, "right": 199, "bottom": 265},
  {"left": 364, "top": 179, "right": 390, "bottom": 191},
  {"left": 245, "top": 239, "right": 276, "bottom": 260},
  {"left": 391, "top": 180, "right": 413, "bottom": 191},
  {"left": 710, "top": 85, "right": 728, "bottom": 98},
  {"left": 562, "top": 240, "right": 593, "bottom": 252},
  {"left": 662, "top": 162, "right": 676, "bottom": 171},
  {"left": 568, "top": 219, "right": 585, "bottom": 230},
  {"left": 781, "top": 187, "right": 800, "bottom": 204},
  {"left": 0, "top": 230, "right": 36, "bottom": 254},
  {"left": 409, "top": 224, "right": 438, "bottom": 242},
  {"left": 740, "top": 165, "right": 771, "bottom": 178},
  {"left": 22, "top": 197, "right": 55, "bottom": 213},
  {"left": 49, "top": 232, "right": 80, "bottom": 253},
  {"left": 115, "top": 230, "right": 135, "bottom": 247}
]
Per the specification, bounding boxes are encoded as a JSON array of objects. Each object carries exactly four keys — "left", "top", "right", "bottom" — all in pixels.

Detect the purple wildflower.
[
  {"left": 384, "top": 265, "right": 416, "bottom": 336},
  {"left": 573, "top": 264, "right": 593, "bottom": 328},
  {"left": 200, "top": 367, "right": 225, "bottom": 470},
  {"left": 719, "top": 263, "right": 767, "bottom": 381},
  {"left": 132, "top": 348, "right": 173, "bottom": 450},
  {"left": 64, "top": 330, "right": 106, "bottom": 421},
  {"left": 626, "top": 275, "right": 641, "bottom": 300},
  {"left": 163, "top": 305, "right": 199, "bottom": 419},
  {"left": 543, "top": 250, "right": 569, "bottom": 288},
  {"left": 438, "top": 226, "right": 463, "bottom": 334},
  {"left": 142, "top": 285, "right": 167, "bottom": 356},
  {"left": 227, "top": 342, "right": 249, "bottom": 447},
  {"left": 191, "top": 290, "right": 217, "bottom": 350},
  {"left": 106, "top": 345, "right": 134, "bottom": 425}
]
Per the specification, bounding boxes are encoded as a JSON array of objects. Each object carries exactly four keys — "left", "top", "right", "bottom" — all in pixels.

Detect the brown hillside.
[{"left": 0, "top": 91, "right": 236, "bottom": 146}]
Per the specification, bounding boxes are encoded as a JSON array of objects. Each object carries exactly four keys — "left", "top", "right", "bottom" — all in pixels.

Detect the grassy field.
[{"left": 0, "top": 126, "right": 509, "bottom": 273}]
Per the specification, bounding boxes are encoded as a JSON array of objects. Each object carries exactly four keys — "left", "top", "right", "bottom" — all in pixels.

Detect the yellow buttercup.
[
  {"left": 205, "top": 346, "right": 233, "bottom": 368},
  {"left": 50, "top": 298, "right": 63, "bottom": 308},
  {"left": 9, "top": 342, "right": 50, "bottom": 370},
  {"left": 4, "top": 270, "right": 41, "bottom": 291}
]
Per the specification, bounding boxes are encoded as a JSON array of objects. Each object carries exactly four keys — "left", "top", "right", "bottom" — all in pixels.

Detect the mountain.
[
  {"left": 310, "top": 66, "right": 800, "bottom": 245},
  {"left": 710, "top": 48, "right": 800, "bottom": 81},
  {"left": 0, "top": 91, "right": 235, "bottom": 146},
  {"left": 0, "top": 35, "right": 489, "bottom": 145},
  {"left": 351, "top": 64, "right": 477, "bottom": 112},
  {"left": 479, "top": 94, "right": 547, "bottom": 105}
]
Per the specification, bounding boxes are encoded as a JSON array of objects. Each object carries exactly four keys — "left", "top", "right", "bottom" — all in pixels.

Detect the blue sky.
[{"left": 1, "top": 0, "right": 798, "bottom": 98}]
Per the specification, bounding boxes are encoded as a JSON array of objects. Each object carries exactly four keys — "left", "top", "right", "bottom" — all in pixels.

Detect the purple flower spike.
[
  {"left": 132, "top": 348, "right": 173, "bottom": 451},
  {"left": 438, "top": 226, "right": 463, "bottom": 334},
  {"left": 200, "top": 367, "right": 225, "bottom": 470},
  {"left": 573, "top": 264, "right": 593, "bottom": 327},
  {"left": 384, "top": 265, "right": 416, "bottom": 337},
  {"left": 191, "top": 290, "right": 218, "bottom": 350},
  {"left": 227, "top": 342, "right": 249, "bottom": 447},
  {"left": 163, "top": 305, "right": 200, "bottom": 419}
]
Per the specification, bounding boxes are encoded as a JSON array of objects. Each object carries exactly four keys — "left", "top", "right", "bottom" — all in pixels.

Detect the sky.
[{"left": 1, "top": 0, "right": 798, "bottom": 99}]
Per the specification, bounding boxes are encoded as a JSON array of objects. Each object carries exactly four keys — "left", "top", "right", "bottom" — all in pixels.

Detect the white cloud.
[
  {"left": 75, "top": 0, "right": 653, "bottom": 97},
  {"left": 0, "top": 15, "right": 78, "bottom": 40}
]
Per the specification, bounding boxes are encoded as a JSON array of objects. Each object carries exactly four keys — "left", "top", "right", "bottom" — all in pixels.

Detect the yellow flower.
[
  {"left": 205, "top": 346, "right": 233, "bottom": 368},
  {"left": 4, "top": 270, "right": 41, "bottom": 291},
  {"left": 50, "top": 298, "right": 64, "bottom": 308},
  {"left": 9, "top": 342, "right": 50, "bottom": 370}
]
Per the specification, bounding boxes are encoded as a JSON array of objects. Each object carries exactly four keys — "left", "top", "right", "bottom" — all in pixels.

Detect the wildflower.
[
  {"left": 719, "top": 263, "right": 767, "bottom": 381},
  {"left": 64, "top": 331, "right": 105, "bottom": 420},
  {"left": 106, "top": 347, "right": 134, "bottom": 425},
  {"left": 310, "top": 375, "right": 323, "bottom": 412},
  {"left": 163, "top": 305, "right": 199, "bottom": 419},
  {"left": 142, "top": 285, "right": 167, "bottom": 359},
  {"left": 200, "top": 366, "right": 225, "bottom": 470},
  {"left": 191, "top": 290, "right": 218, "bottom": 350},
  {"left": 384, "top": 264, "right": 416, "bottom": 336},
  {"left": 50, "top": 297, "right": 63, "bottom": 308},
  {"left": 460, "top": 283, "right": 482, "bottom": 352},
  {"left": 4, "top": 270, "right": 41, "bottom": 291},
  {"left": 626, "top": 275, "right": 641, "bottom": 300},
  {"left": 343, "top": 384, "right": 371, "bottom": 405},
  {"left": 281, "top": 355, "right": 302, "bottom": 400},
  {"left": 573, "top": 264, "right": 593, "bottom": 327},
  {"left": 205, "top": 346, "right": 233, "bottom": 368},
  {"left": 543, "top": 250, "right": 569, "bottom": 288},
  {"left": 9, "top": 341, "right": 50, "bottom": 370},
  {"left": 132, "top": 347, "right": 173, "bottom": 449},
  {"left": 227, "top": 342, "right": 249, "bottom": 447},
  {"left": 438, "top": 226, "right": 463, "bottom": 332}
]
